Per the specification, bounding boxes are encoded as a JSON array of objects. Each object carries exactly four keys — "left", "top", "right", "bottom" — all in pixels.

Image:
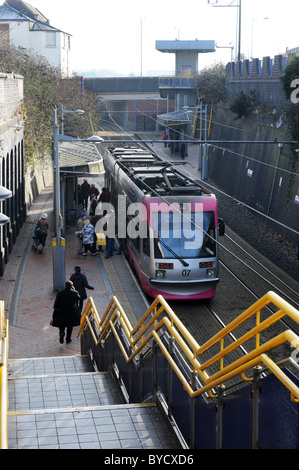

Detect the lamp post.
[
  {"left": 52, "top": 105, "right": 85, "bottom": 291},
  {"left": 61, "top": 104, "right": 85, "bottom": 135},
  {"left": 201, "top": 105, "right": 209, "bottom": 180},
  {"left": 53, "top": 106, "right": 65, "bottom": 291},
  {"left": 140, "top": 17, "right": 147, "bottom": 77}
]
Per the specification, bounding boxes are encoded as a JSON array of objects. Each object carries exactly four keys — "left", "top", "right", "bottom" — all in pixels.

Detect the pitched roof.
[
  {"left": 5, "top": 0, "right": 48, "bottom": 23},
  {"left": 0, "top": 0, "right": 71, "bottom": 34},
  {"left": 0, "top": 2, "right": 26, "bottom": 20}
]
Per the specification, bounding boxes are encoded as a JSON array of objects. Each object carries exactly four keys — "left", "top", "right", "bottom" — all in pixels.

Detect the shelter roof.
[
  {"left": 157, "top": 110, "right": 193, "bottom": 127},
  {"left": 58, "top": 138, "right": 104, "bottom": 176}
]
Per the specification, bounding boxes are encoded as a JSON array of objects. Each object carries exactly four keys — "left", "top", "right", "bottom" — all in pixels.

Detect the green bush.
[
  {"left": 0, "top": 46, "right": 100, "bottom": 167},
  {"left": 229, "top": 90, "right": 256, "bottom": 119},
  {"left": 280, "top": 55, "right": 299, "bottom": 101}
]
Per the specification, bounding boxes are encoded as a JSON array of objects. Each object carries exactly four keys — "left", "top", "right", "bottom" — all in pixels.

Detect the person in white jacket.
[{"left": 76, "top": 219, "right": 97, "bottom": 256}]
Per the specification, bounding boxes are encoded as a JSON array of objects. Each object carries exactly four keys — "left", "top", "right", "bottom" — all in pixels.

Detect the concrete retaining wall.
[
  {"left": 226, "top": 55, "right": 290, "bottom": 105},
  {"left": 208, "top": 107, "right": 299, "bottom": 246}
]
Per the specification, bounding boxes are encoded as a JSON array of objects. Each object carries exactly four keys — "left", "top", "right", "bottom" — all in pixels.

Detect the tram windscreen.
[{"left": 153, "top": 210, "right": 216, "bottom": 259}]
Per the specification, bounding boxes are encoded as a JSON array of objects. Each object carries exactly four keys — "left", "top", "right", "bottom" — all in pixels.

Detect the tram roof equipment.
[{"left": 108, "top": 145, "right": 205, "bottom": 196}]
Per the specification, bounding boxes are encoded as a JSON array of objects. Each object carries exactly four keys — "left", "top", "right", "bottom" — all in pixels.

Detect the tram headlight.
[
  {"left": 200, "top": 262, "right": 215, "bottom": 278},
  {"left": 155, "top": 270, "right": 166, "bottom": 279},
  {"left": 206, "top": 268, "right": 215, "bottom": 278}
]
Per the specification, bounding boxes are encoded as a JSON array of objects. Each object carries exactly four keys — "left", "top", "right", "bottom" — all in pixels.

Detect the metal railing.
[
  {"left": 0, "top": 301, "right": 8, "bottom": 449},
  {"left": 78, "top": 291, "right": 299, "bottom": 448},
  {"left": 78, "top": 291, "right": 299, "bottom": 399},
  {"left": 159, "top": 75, "right": 197, "bottom": 89}
]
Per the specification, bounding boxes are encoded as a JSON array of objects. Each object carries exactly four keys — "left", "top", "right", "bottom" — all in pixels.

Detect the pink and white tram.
[{"left": 103, "top": 144, "right": 225, "bottom": 300}]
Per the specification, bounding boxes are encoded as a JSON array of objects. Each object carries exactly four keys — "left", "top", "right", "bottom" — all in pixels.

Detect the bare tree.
[{"left": 0, "top": 45, "right": 100, "bottom": 167}]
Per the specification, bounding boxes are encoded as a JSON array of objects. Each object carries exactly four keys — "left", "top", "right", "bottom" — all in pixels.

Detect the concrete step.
[
  {"left": 8, "top": 355, "right": 95, "bottom": 378},
  {"left": 8, "top": 371, "right": 125, "bottom": 411},
  {"left": 7, "top": 402, "right": 178, "bottom": 449},
  {"left": 7, "top": 355, "right": 181, "bottom": 449}
]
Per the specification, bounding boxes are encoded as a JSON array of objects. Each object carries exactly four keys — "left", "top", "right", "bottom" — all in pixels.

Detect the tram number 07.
[{"left": 182, "top": 269, "right": 191, "bottom": 277}]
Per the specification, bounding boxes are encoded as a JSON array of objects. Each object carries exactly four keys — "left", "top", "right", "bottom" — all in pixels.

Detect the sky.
[{"left": 24, "top": 0, "right": 299, "bottom": 75}]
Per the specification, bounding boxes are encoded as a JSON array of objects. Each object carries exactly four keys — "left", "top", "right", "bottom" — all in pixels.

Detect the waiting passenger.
[
  {"left": 51, "top": 280, "right": 81, "bottom": 344},
  {"left": 70, "top": 266, "right": 94, "bottom": 314},
  {"left": 36, "top": 213, "right": 49, "bottom": 254},
  {"left": 76, "top": 219, "right": 97, "bottom": 256}
]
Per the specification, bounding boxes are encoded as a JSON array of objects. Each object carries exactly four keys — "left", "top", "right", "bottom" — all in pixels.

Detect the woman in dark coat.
[
  {"left": 69, "top": 266, "right": 94, "bottom": 314},
  {"left": 51, "top": 280, "right": 81, "bottom": 344}
]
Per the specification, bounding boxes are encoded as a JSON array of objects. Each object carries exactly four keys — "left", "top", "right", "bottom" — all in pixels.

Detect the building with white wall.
[{"left": 0, "top": 0, "right": 72, "bottom": 77}]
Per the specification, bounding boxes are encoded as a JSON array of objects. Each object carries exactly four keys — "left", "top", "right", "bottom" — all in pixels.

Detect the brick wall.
[
  {"left": 0, "top": 73, "right": 53, "bottom": 276},
  {"left": 0, "top": 72, "right": 23, "bottom": 124}
]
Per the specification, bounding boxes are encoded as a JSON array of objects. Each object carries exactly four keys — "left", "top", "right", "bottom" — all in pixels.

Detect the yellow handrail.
[
  {"left": 0, "top": 301, "right": 8, "bottom": 449},
  {"left": 77, "top": 291, "right": 299, "bottom": 403}
]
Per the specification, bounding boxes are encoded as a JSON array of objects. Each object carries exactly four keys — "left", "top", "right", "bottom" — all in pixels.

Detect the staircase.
[{"left": 7, "top": 355, "right": 180, "bottom": 449}]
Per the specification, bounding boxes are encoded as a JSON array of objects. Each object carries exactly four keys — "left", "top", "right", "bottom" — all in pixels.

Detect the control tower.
[
  {"left": 156, "top": 39, "right": 215, "bottom": 107},
  {"left": 155, "top": 40, "right": 215, "bottom": 155},
  {"left": 156, "top": 39, "right": 215, "bottom": 78}
]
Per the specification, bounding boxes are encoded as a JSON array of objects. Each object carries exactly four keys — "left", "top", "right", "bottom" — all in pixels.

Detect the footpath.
[
  {"left": 3, "top": 186, "right": 148, "bottom": 360},
  {"left": 1, "top": 187, "right": 112, "bottom": 359},
  {"left": 2, "top": 135, "right": 203, "bottom": 361}
]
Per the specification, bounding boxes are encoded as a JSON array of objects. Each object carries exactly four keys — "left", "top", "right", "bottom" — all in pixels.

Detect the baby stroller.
[{"left": 32, "top": 227, "right": 42, "bottom": 253}]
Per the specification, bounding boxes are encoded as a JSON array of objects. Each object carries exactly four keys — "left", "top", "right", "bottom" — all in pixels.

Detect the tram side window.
[
  {"left": 154, "top": 237, "right": 164, "bottom": 258},
  {"left": 143, "top": 226, "right": 150, "bottom": 256},
  {"left": 127, "top": 214, "right": 141, "bottom": 252},
  {"left": 134, "top": 235, "right": 140, "bottom": 252},
  {"left": 199, "top": 212, "right": 216, "bottom": 257}
]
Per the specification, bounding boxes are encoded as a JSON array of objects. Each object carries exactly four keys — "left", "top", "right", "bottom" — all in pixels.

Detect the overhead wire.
[
  {"left": 101, "top": 105, "right": 299, "bottom": 236},
  {"left": 133, "top": 105, "right": 299, "bottom": 178},
  {"left": 99, "top": 113, "right": 299, "bottom": 305}
]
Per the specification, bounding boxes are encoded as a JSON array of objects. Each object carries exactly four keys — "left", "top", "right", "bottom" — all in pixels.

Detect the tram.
[{"left": 102, "top": 144, "right": 225, "bottom": 300}]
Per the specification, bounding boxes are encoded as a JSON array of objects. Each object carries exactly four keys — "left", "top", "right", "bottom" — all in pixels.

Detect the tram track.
[
  {"left": 167, "top": 226, "right": 299, "bottom": 370},
  {"left": 98, "top": 125, "right": 299, "bottom": 368}
]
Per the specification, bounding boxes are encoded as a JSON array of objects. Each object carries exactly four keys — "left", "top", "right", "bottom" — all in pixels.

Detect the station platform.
[
  {"left": 1, "top": 132, "right": 205, "bottom": 360},
  {"left": 3, "top": 183, "right": 182, "bottom": 449},
  {"left": 3, "top": 132, "right": 204, "bottom": 360},
  {"left": 2, "top": 186, "right": 149, "bottom": 360}
]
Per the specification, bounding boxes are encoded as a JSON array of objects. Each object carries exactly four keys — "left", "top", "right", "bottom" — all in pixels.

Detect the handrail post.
[
  {"left": 152, "top": 343, "right": 158, "bottom": 397},
  {"left": 252, "top": 365, "right": 262, "bottom": 449},
  {"left": 190, "top": 370, "right": 197, "bottom": 448},
  {"left": 216, "top": 385, "right": 225, "bottom": 449},
  {"left": 168, "top": 337, "right": 175, "bottom": 418},
  {"left": 139, "top": 354, "right": 143, "bottom": 402},
  {"left": 128, "top": 346, "right": 133, "bottom": 403}
]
